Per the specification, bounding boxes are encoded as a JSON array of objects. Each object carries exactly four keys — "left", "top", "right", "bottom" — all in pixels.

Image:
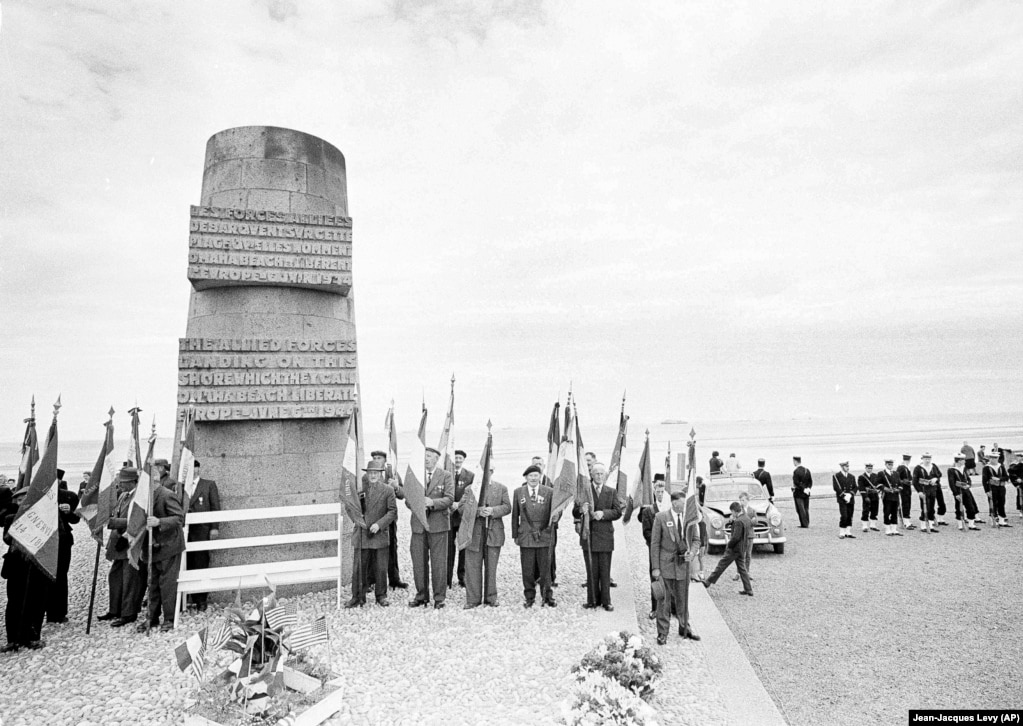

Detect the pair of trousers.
[
  {"left": 533, "top": 526, "right": 558, "bottom": 584},
  {"left": 900, "top": 488, "right": 913, "bottom": 518},
  {"left": 519, "top": 546, "right": 551, "bottom": 603},
  {"left": 387, "top": 522, "right": 402, "bottom": 585},
  {"left": 656, "top": 573, "right": 690, "bottom": 638},
  {"left": 953, "top": 489, "right": 979, "bottom": 520},
  {"left": 45, "top": 538, "right": 73, "bottom": 621},
  {"left": 3, "top": 552, "right": 48, "bottom": 645},
  {"left": 352, "top": 547, "right": 388, "bottom": 602},
  {"left": 935, "top": 485, "right": 947, "bottom": 516},
  {"left": 465, "top": 545, "right": 500, "bottom": 606},
  {"left": 990, "top": 486, "right": 1007, "bottom": 518},
  {"left": 583, "top": 549, "right": 612, "bottom": 607},
  {"left": 108, "top": 559, "right": 146, "bottom": 618},
  {"left": 919, "top": 489, "right": 938, "bottom": 521},
  {"left": 146, "top": 554, "right": 181, "bottom": 625},
  {"left": 882, "top": 497, "right": 900, "bottom": 525},
  {"left": 446, "top": 530, "right": 467, "bottom": 586},
  {"left": 706, "top": 547, "right": 752, "bottom": 592},
  {"left": 185, "top": 550, "right": 210, "bottom": 607},
  {"left": 410, "top": 531, "right": 448, "bottom": 604},
  {"left": 793, "top": 495, "right": 810, "bottom": 527},
  {"left": 837, "top": 495, "right": 855, "bottom": 528},
  {"left": 860, "top": 492, "right": 879, "bottom": 521}
]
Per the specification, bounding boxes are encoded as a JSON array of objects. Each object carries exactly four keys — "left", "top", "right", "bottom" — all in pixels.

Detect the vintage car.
[{"left": 702, "top": 472, "right": 786, "bottom": 554}]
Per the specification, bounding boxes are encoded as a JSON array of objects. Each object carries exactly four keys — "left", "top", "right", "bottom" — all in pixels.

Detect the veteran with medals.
[
  {"left": 408, "top": 447, "right": 454, "bottom": 610},
  {"left": 511, "top": 465, "right": 557, "bottom": 608},
  {"left": 650, "top": 490, "right": 701, "bottom": 645}
]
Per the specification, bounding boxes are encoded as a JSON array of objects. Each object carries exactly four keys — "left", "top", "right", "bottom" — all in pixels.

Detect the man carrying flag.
[
  {"left": 101, "top": 466, "right": 148, "bottom": 627},
  {"left": 344, "top": 460, "right": 396, "bottom": 608},
  {"left": 459, "top": 426, "right": 511, "bottom": 609},
  {"left": 650, "top": 490, "right": 702, "bottom": 644},
  {"left": 408, "top": 447, "right": 454, "bottom": 609},
  {"left": 382, "top": 402, "right": 408, "bottom": 589}
]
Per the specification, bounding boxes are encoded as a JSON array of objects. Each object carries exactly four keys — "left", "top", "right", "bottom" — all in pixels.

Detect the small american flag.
[
  {"left": 175, "top": 628, "right": 206, "bottom": 682},
  {"left": 265, "top": 602, "right": 298, "bottom": 630},
  {"left": 288, "top": 615, "right": 328, "bottom": 650},
  {"left": 206, "top": 620, "right": 233, "bottom": 652}
]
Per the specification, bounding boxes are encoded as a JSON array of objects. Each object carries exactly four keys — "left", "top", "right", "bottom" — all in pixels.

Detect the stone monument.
[{"left": 174, "top": 126, "right": 356, "bottom": 585}]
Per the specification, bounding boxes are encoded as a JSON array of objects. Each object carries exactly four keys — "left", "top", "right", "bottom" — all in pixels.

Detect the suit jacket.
[
  {"left": 408, "top": 467, "right": 454, "bottom": 534},
  {"left": 106, "top": 489, "right": 133, "bottom": 561},
  {"left": 832, "top": 472, "right": 857, "bottom": 497},
  {"left": 727, "top": 513, "right": 751, "bottom": 553},
  {"left": 362, "top": 463, "right": 404, "bottom": 500},
  {"left": 143, "top": 484, "right": 185, "bottom": 563},
  {"left": 186, "top": 478, "right": 221, "bottom": 541},
  {"left": 467, "top": 481, "right": 511, "bottom": 551},
  {"left": 753, "top": 468, "right": 774, "bottom": 497},
  {"left": 638, "top": 495, "right": 666, "bottom": 545},
  {"left": 649, "top": 509, "right": 697, "bottom": 580},
  {"left": 57, "top": 484, "right": 81, "bottom": 546},
  {"left": 857, "top": 473, "right": 878, "bottom": 494},
  {"left": 572, "top": 484, "right": 622, "bottom": 552},
  {"left": 352, "top": 481, "right": 397, "bottom": 549},
  {"left": 450, "top": 468, "right": 476, "bottom": 530},
  {"left": 792, "top": 466, "right": 813, "bottom": 495},
  {"left": 511, "top": 484, "right": 554, "bottom": 548}
]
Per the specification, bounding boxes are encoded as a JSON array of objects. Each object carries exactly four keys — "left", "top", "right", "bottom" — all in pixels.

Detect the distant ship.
[{"left": 661, "top": 419, "right": 688, "bottom": 425}]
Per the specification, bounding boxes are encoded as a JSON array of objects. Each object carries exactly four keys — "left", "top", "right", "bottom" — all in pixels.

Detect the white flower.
[{"left": 627, "top": 635, "right": 643, "bottom": 649}]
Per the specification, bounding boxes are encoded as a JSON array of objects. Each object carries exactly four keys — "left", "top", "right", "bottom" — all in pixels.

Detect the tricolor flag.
[
  {"left": 549, "top": 399, "right": 577, "bottom": 525},
  {"left": 680, "top": 430, "right": 700, "bottom": 529},
  {"left": 78, "top": 409, "right": 118, "bottom": 543},
  {"left": 265, "top": 602, "right": 299, "bottom": 630},
  {"left": 126, "top": 415, "right": 156, "bottom": 569},
  {"left": 606, "top": 406, "right": 629, "bottom": 505},
  {"left": 384, "top": 401, "right": 399, "bottom": 472},
  {"left": 403, "top": 407, "right": 430, "bottom": 531},
  {"left": 288, "top": 615, "right": 328, "bottom": 650},
  {"left": 438, "top": 376, "right": 456, "bottom": 479},
  {"left": 574, "top": 409, "right": 593, "bottom": 540},
  {"left": 456, "top": 425, "right": 493, "bottom": 551},
  {"left": 15, "top": 397, "right": 39, "bottom": 492},
  {"left": 624, "top": 431, "right": 652, "bottom": 524},
  {"left": 142, "top": 417, "right": 157, "bottom": 476},
  {"left": 9, "top": 405, "right": 61, "bottom": 580},
  {"left": 665, "top": 442, "right": 672, "bottom": 496},
  {"left": 339, "top": 413, "right": 366, "bottom": 529},
  {"left": 545, "top": 401, "right": 560, "bottom": 485},
  {"left": 175, "top": 628, "right": 207, "bottom": 682},
  {"left": 126, "top": 405, "right": 143, "bottom": 469},
  {"left": 177, "top": 406, "right": 197, "bottom": 501}
]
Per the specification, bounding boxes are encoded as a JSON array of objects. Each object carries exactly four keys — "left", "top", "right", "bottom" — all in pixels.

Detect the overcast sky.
[{"left": 1, "top": 0, "right": 1021, "bottom": 442}]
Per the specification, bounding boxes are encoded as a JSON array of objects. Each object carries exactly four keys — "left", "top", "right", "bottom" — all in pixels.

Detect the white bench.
[{"left": 174, "top": 503, "right": 344, "bottom": 629}]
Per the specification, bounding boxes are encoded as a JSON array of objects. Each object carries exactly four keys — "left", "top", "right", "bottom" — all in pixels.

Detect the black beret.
[
  {"left": 56, "top": 469, "right": 65, "bottom": 479},
  {"left": 523, "top": 464, "right": 542, "bottom": 476},
  {"left": 653, "top": 474, "right": 665, "bottom": 482},
  {"left": 757, "top": 458, "right": 765, "bottom": 466},
  {"left": 370, "top": 450, "right": 388, "bottom": 459},
  {"left": 455, "top": 449, "right": 467, "bottom": 458},
  {"left": 425, "top": 446, "right": 441, "bottom": 456}
]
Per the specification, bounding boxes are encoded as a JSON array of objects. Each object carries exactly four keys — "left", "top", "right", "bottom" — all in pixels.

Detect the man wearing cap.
[
  {"left": 639, "top": 474, "right": 668, "bottom": 617},
  {"left": 709, "top": 451, "right": 724, "bottom": 475},
  {"left": 879, "top": 459, "right": 903, "bottom": 536},
  {"left": 752, "top": 459, "right": 774, "bottom": 501},
  {"left": 912, "top": 453, "right": 942, "bottom": 534},
  {"left": 1008, "top": 453, "right": 1023, "bottom": 519},
  {"left": 184, "top": 460, "right": 221, "bottom": 612},
  {"left": 573, "top": 463, "right": 622, "bottom": 612},
  {"left": 982, "top": 455, "right": 1012, "bottom": 528},
  {"left": 44, "top": 469, "right": 80, "bottom": 623},
  {"left": 512, "top": 465, "right": 558, "bottom": 608},
  {"left": 152, "top": 459, "right": 175, "bottom": 492},
  {"left": 407, "top": 447, "right": 454, "bottom": 609},
  {"left": 102, "top": 467, "right": 148, "bottom": 627},
  {"left": 139, "top": 470, "right": 186, "bottom": 631},
  {"left": 446, "top": 449, "right": 475, "bottom": 589},
  {"left": 833, "top": 462, "right": 857, "bottom": 539},
  {"left": 346, "top": 460, "right": 398, "bottom": 608},
  {"left": 463, "top": 467, "right": 511, "bottom": 609},
  {"left": 2, "top": 486, "right": 49, "bottom": 651},
  {"left": 857, "top": 464, "right": 881, "bottom": 533},
  {"left": 529, "top": 455, "right": 558, "bottom": 588},
  {"left": 896, "top": 455, "right": 916, "bottom": 530},
  {"left": 651, "top": 490, "right": 701, "bottom": 645},
  {"left": 363, "top": 451, "right": 407, "bottom": 590},
  {"left": 792, "top": 456, "right": 812, "bottom": 528},
  {"left": 948, "top": 454, "right": 980, "bottom": 530}
]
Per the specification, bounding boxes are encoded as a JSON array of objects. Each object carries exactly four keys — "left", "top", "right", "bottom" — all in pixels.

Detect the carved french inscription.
[
  {"left": 187, "top": 205, "right": 353, "bottom": 294},
  {"left": 178, "top": 337, "right": 357, "bottom": 420}
]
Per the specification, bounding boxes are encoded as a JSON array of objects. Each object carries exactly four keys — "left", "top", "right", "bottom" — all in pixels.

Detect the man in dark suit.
[
  {"left": 184, "top": 460, "right": 221, "bottom": 612},
  {"left": 45, "top": 469, "right": 80, "bottom": 623},
  {"left": 408, "top": 447, "right": 454, "bottom": 610},
  {"left": 2, "top": 486, "right": 49, "bottom": 651},
  {"left": 833, "top": 461, "right": 857, "bottom": 539},
  {"left": 703, "top": 501, "right": 753, "bottom": 595},
  {"left": 912, "top": 453, "right": 943, "bottom": 534},
  {"left": 857, "top": 463, "right": 880, "bottom": 533},
  {"left": 363, "top": 451, "right": 408, "bottom": 590},
  {"left": 791, "top": 456, "right": 812, "bottom": 527},
  {"left": 752, "top": 459, "right": 774, "bottom": 500},
  {"left": 897, "top": 454, "right": 916, "bottom": 530},
  {"left": 709, "top": 451, "right": 724, "bottom": 475},
  {"left": 638, "top": 474, "right": 667, "bottom": 618},
  {"left": 447, "top": 449, "right": 475, "bottom": 588},
  {"left": 983, "top": 456, "right": 1011, "bottom": 527},
  {"left": 531, "top": 455, "right": 558, "bottom": 588},
  {"left": 651, "top": 490, "right": 701, "bottom": 645},
  {"left": 511, "top": 465, "right": 557, "bottom": 608},
  {"left": 138, "top": 478, "right": 185, "bottom": 632},
  {"left": 573, "top": 463, "right": 622, "bottom": 612},
  {"left": 346, "top": 460, "right": 398, "bottom": 608},
  {"left": 101, "top": 467, "right": 147, "bottom": 628},
  {"left": 463, "top": 469, "right": 511, "bottom": 609}
]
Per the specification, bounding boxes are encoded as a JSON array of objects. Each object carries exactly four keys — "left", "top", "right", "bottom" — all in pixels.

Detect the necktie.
[{"left": 530, "top": 488, "right": 536, "bottom": 503}]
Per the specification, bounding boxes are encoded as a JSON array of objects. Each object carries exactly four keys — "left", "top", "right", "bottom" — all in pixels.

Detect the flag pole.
[
  {"left": 146, "top": 416, "right": 156, "bottom": 636},
  {"left": 86, "top": 406, "right": 115, "bottom": 635}
]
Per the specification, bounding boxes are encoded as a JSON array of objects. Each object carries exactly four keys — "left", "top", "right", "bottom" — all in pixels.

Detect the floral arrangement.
[
  {"left": 571, "top": 631, "right": 663, "bottom": 698},
  {"left": 561, "top": 672, "right": 660, "bottom": 726}
]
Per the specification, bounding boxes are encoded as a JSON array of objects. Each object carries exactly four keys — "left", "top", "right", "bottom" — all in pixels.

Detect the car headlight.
[
  {"left": 770, "top": 513, "right": 781, "bottom": 526},
  {"left": 710, "top": 515, "right": 724, "bottom": 529}
]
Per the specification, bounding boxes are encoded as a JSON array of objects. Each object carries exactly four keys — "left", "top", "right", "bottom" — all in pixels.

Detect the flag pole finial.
[
  {"left": 451, "top": 373, "right": 455, "bottom": 388},
  {"left": 107, "top": 406, "right": 115, "bottom": 421},
  {"left": 689, "top": 426, "right": 696, "bottom": 440},
  {"left": 30, "top": 395, "right": 36, "bottom": 419},
  {"left": 487, "top": 419, "right": 492, "bottom": 433},
  {"left": 645, "top": 428, "right": 650, "bottom": 439},
  {"left": 53, "top": 395, "right": 62, "bottom": 417}
]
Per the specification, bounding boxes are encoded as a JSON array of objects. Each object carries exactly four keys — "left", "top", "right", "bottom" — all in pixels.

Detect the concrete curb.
[{"left": 689, "top": 585, "right": 789, "bottom": 726}]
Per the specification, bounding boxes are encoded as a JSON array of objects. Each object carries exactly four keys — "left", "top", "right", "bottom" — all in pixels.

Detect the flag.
[
  {"left": 78, "top": 411, "right": 118, "bottom": 543},
  {"left": 624, "top": 432, "right": 652, "bottom": 524},
  {"left": 548, "top": 400, "right": 577, "bottom": 525},
  {"left": 126, "top": 405, "right": 143, "bottom": 469},
  {"left": 15, "top": 399, "right": 39, "bottom": 492},
  {"left": 265, "top": 602, "right": 299, "bottom": 630},
  {"left": 126, "top": 415, "right": 155, "bottom": 569},
  {"left": 142, "top": 418, "right": 157, "bottom": 477},
  {"left": 227, "top": 652, "right": 253, "bottom": 679},
  {"left": 403, "top": 407, "right": 430, "bottom": 531},
  {"left": 574, "top": 411, "right": 593, "bottom": 539},
  {"left": 288, "top": 615, "right": 328, "bottom": 650},
  {"left": 9, "top": 410, "right": 60, "bottom": 579},
  {"left": 177, "top": 407, "right": 197, "bottom": 500},
  {"left": 384, "top": 402, "right": 399, "bottom": 472},
  {"left": 339, "top": 414, "right": 366, "bottom": 528},
  {"left": 175, "top": 628, "right": 207, "bottom": 682},
  {"left": 206, "top": 620, "right": 233, "bottom": 652},
  {"left": 665, "top": 443, "right": 673, "bottom": 496},
  {"left": 606, "top": 409, "right": 629, "bottom": 504},
  {"left": 545, "top": 401, "right": 560, "bottom": 484},
  {"left": 438, "top": 378, "right": 456, "bottom": 478},
  {"left": 680, "top": 431, "right": 700, "bottom": 529},
  {"left": 456, "top": 426, "right": 493, "bottom": 551}
]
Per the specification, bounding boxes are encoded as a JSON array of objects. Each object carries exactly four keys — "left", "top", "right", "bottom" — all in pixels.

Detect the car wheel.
[{"left": 773, "top": 543, "right": 785, "bottom": 554}]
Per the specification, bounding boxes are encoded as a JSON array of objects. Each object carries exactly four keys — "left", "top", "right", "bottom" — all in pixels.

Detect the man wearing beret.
[
  {"left": 363, "top": 451, "right": 408, "bottom": 590},
  {"left": 346, "top": 460, "right": 398, "bottom": 608},
  {"left": 447, "top": 449, "right": 475, "bottom": 589},
  {"left": 857, "top": 464, "right": 881, "bottom": 533},
  {"left": 573, "top": 463, "right": 622, "bottom": 611},
  {"left": 511, "top": 465, "right": 557, "bottom": 608},
  {"left": 464, "top": 467, "right": 511, "bottom": 609},
  {"left": 184, "top": 460, "right": 221, "bottom": 612},
  {"left": 832, "top": 462, "right": 857, "bottom": 539},
  {"left": 949, "top": 454, "right": 980, "bottom": 530},
  {"left": 101, "top": 467, "right": 148, "bottom": 628},
  {"left": 139, "top": 470, "right": 186, "bottom": 632},
  {"left": 878, "top": 459, "right": 903, "bottom": 536},
  {"left": 408, "top": 447, "right": 454, "bottom": 609},
  {"left": 791, "top": 456, "right": 812, "bottom": 527},
  {"left": 651, "top": 490, "right": 701, "bottom": 645},
  {"left": 912, "top": 453, "right": 943, "bottom": 534},
  {"left": 45, "top": 469, "right": 81, "bottom": 623}
]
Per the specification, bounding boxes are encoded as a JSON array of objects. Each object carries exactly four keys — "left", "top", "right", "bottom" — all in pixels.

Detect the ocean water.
[{"left": 1, "top": 412, "right": 1018, "bottom": 486}]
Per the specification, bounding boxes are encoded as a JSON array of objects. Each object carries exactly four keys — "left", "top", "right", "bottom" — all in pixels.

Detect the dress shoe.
[
  {"left": 523, "top": 600, "right": 535, "bottom": 609},
  {"left": 0, "top": 643, "right": 20, "bottom": 653},
  {"left": 893, "top": 532, "right": 903, "bottom": 536},
  {"left": 739, "top": 590, "right": 754, "bottom": 597},
  {"left": 968, "top": 525, "right": 980, "bottom": 530},
  {"left": 485, "top": 600, "right": 500, "bottom": 607},
  {"left": 702, "top": 581, "right": 710, "bottom": 589},
  {"left": 159, "top": 623, "right": 174, "bottom": 633},
  {"left": 938, "top": 521, "right": 949, "bottom": 526},
  {"left": 602, "top": 604, "right": 615, "bottom": 612},
  {"left": 47, "top": 617, "right": 68, "bottom": 624},
  {"left": 582, "top": 603, "right": 597, "bottom": 609},
  {"left": 685, "top": 630, "right": 701, "bottom": 641},
  {"left": 463, "top": 603, "right": 479, "bottom": 610},
  {"left": 25, "top": 640, "right": 45, "bottom": 649},
  {"left": 433, "top": 602, "right": 446, "bottom": 610},
  {"left": 543, "top": 599, "right": 557, "bottom": 608},
  {"left": 97, "top": 612, "right": 120, "bottom": 621},
  {"left": 391, "top": 582, "right": 409, "bottom": 589},
  {"left": 846, "top": 534, "right": 856, "bottom": 538},
  {"left": 656, "top": 635, "right": 667, "bottom": 646},
  {"left": 648, "top": 611, "right": 657, "bottom": 620},
  {"left": 377, "top": 598, "right": 391, "bottom": 607},
  {"left": 869, "top": 526, "right": 880, "bottom": 531},
  {"left": 610, "top": 580, "right": 617, "bottom": 587},
  {"left": 343, "top": 598, "right": 365, "bottom": 609},
  {"left": 111, "top": 616, "right": 137, "bottom": 628},
  {"left": 551, "top": 582, "right": 559, "bottom": 588},
  {"left": 408, "top": 600, "right": 429, "bottom": 608}
]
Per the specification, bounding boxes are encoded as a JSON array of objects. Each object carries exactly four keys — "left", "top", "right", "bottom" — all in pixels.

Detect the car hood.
[{"left": 704, "top": 501, "right": 773, "bottom": 517}]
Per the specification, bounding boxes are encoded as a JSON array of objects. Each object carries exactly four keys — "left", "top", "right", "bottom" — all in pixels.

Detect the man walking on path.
[
  {"left": 791, "top": 456, "right": 812, "bottom": 527},
  {"left": 897, "top": 454, "right": 916, "bottom": 530},
  {"left": 703, "top": 502, "right": 753, "bottom": 596},
  {"left": 733, "top": 492, "right": 756, "bottom": 581},
  {"left": 833, "top": 462, "right": 857, "bottom": 539},
  {"left": 651, "top": 490, "right": 701, "bottom": 644}
]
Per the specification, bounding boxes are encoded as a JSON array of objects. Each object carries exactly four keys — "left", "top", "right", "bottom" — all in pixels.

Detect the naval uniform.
[
  {"left": 879, "top": 468, "right": 901, "bottom": 526},
  {"left": 857, "top": 472, "right": 880, "bottom": 528},
  {"left": 792, "top": 465, "right": 813, "bottom": 527},
  {"left": 896, "top": 462, "right": 915, "bottom": 526},
  {"left": 983, "top": 463, "right": 1008, "bottom": 521},
  {"left": 833, "top": 471, "right": 857, "bottom": 529},
  {"left": 511, "top": 483, "right": 555, "bottom": 605},
  {"left": 1008, "top": 460, "right": 1023, "bottom": 515},
  {"left": 912, "top": 463, "right": 943, "bottom": 526},
  {"left": 948, "top": 467, "right": 978, "bottom": 524}
]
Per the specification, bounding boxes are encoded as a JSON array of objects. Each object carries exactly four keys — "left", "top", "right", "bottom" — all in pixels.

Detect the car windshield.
[{"left": 705, "top": 480, "right": 765, "bottom": 503}]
